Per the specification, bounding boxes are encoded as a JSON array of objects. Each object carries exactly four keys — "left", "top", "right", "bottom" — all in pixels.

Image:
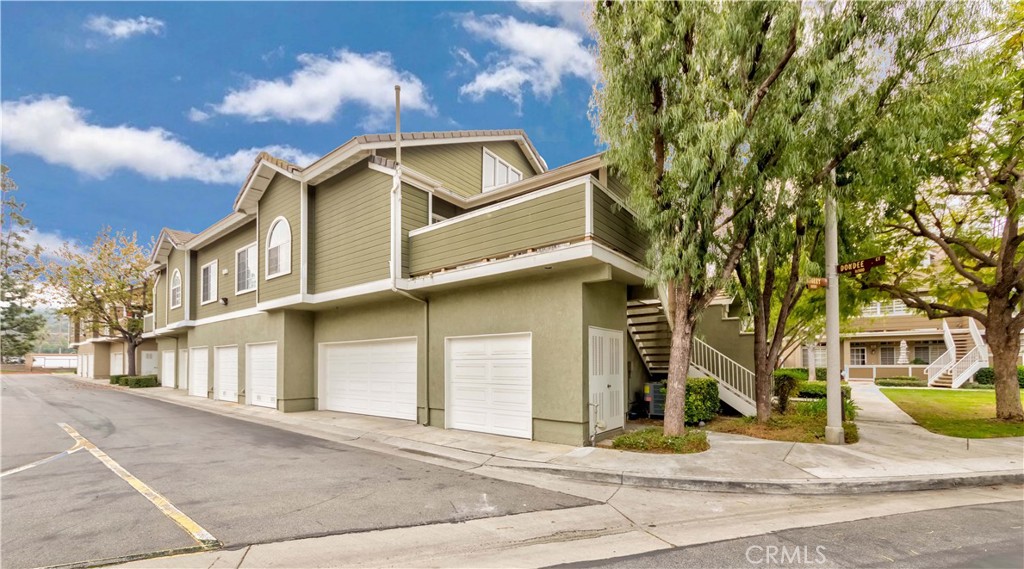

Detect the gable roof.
[{"left": 148, "top": 227, "right": 196, "bottom": 268}]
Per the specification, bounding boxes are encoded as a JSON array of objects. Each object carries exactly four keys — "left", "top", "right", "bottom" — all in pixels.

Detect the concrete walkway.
[{"left": 70, "top": 375, "right": 1023, "bottom": 494}]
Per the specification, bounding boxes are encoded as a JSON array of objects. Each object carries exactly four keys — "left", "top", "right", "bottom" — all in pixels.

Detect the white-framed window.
[
  {"left": 482, "top": 147, "right": 522, "bottom": 192},
  {"left": 266, "top": 217, "right": 292, "bottom": 279},
  {"left": 850, "top": 343, "right": 867, "bottom": 366},
  {"left": 169, "top": 269, "right": 182, "bottom": 309},
  {"left": 235, "top": 242, "right": 257, "bottom": 294},
  {"left": 200, "top": 260, "right": 218, "bottom": 305}
]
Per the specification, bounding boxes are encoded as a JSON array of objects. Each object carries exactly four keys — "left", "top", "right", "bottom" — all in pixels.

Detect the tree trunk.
[
  {"left": 985, "top": 313, "right": 1023, "bottom": 422},
  {"left": 125, "top": 339, "right": 137, "bottom": 377},
  {"left": 752, "top": 316, "right": 773, "bottom": 422},
  {"left": 664, "top": 283, "right": 694, "bottom": 436}
]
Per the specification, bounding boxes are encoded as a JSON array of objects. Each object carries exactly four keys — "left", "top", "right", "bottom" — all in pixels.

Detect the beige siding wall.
[
  {"left": 592, "top": 186, "right": 646, "bottom": 262},
  {"left": 312, "top": 164, "right": 391, "bottom": 292},
  {"left": 154, "top": 268, "right": 167, "bottom": 329},
  {"left": 379, "top": 141, "right": 537, "bottom": 198},
  {"left": 401, "top": 183, "right": 430, "bottom": 277},
  {"left": 166, "top": 248, "right": 188, "bottom": 324},
  {"left": 408, "top": 184, "right": 587, "bottom": 275},
  {"left": 195, "top": 221, "right": 258, "bottom": 319},
  {"left": 606, "top": 173, "right": 631, "bottom": 203},
  {"left": 258, "top": 174, "right": 301, "bottom": 302}
]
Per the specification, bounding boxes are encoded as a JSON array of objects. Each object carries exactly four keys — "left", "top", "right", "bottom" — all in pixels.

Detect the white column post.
[{"left": 824, "top": 180, "right": 845, "bottom": 445}]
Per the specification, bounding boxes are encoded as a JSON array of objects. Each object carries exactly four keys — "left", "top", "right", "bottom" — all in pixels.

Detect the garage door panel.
[
  {"left": 189, "top": 348, "right": 208, "bottom": 398},
  {"left": 322, "top": 338, "right": 417, "bottom": 421},
  {"left": 214, "top": 347, "right": 238, "bottom": 402},
  {"left": 247, "top": 343, "right": 277, "bottom": 409},
  {"left": 447, "top": 333, "right": 532, "bottom": 439},
  {"left": 161, "top": 351, "right": 175, "bottom": 388}
]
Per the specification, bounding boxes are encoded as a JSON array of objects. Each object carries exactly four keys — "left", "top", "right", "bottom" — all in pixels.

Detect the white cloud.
[
  {"left": 1, "top": 96, "right": 318, "bottom": 185},
  {"left": 205, "top": 50, "right": 434, "bottom": 127},
  {"left": 25, "top": 228, "right": 83, "bottom": 259},
  {"left": 84, "top": 15, "right": 165, "bottom": 40},
  {"left": 458, "top": 14, "right": 596, "bottom": 107},
  {"left": 187, "top": 107, "right": 211, "bottom": 122},
  {"left": 451, "top": 47, "right": 479, "bottom": 68},
  {"left": 517, "top": 1, "right": 592, "bottom": 33}
]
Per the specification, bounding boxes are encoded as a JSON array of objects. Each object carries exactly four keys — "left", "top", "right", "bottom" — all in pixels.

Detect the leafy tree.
[
  {"left": 1, "top": 165, "right": 46, "bottom": 360},
  {"left": 858, "top": 6, "right": 1024, "bottom": 421},
  {"left": 45, "top": 228, "right": 152, "bottom": 375}
]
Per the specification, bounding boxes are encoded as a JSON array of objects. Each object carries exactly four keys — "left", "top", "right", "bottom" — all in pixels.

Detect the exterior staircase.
[
  {"left": 627, "top": 299, "right": 756, "bottom": 416},
  {"left": 927, "top": 319, "right": 989, "bottom": 388}
]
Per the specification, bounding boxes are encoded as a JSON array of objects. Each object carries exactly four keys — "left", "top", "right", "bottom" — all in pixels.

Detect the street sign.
[
  {"left": 837, "top": 255, "right": 885, "bottom": 275},
  {"left": 806, "top": 277, "right": 828, "bottom": 289}
]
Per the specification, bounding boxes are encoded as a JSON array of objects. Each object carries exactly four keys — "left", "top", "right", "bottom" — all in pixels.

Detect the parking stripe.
[
  {"left": 58, "top": 423, "right": 219, "bottom": 548},
  {"left": 0, "top": 446, "right": 84, "bottom": 478}
]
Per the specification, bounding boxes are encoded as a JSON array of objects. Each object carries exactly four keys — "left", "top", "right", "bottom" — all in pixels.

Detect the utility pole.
[{"left": 824, "top": 175, "right": 844, "bottom": 445}]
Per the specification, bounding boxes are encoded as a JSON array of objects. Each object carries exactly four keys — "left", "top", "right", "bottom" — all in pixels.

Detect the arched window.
[
  {"left": 266, "top": 217, "right": 291, "bottom": 278},
  {"left": 170, "top": 269, "right": 182, "bottom": 308}
]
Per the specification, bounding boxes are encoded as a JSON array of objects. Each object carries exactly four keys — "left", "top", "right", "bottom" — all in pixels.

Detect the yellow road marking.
[{"left": 58, "top": 423, "right": 219, "bottom": 547}]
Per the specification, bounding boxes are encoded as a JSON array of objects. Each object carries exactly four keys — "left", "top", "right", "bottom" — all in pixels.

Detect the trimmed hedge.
[
  {"left": 685, "top": 378, "right": 719, "bottom": 424},
  {"left": 117, "top": 376, "right": 131, "bottom": 386},
  {"left": 109, "top": 374, "right": 126, "bottom": 385},
  {"left": 973, "top": 366, "right": 1024, "bottom": 388},
  {"left": 773, "top": 370, "right": 802, "bottom": 412},
  {"left": 126, "top": 375, "right": 158, "bottom": 388},
  {"left": 795, "top": 380, "right": 851, "bottom": 400},
  {"left": 780, "top": 367, "right": 827, "bottom": 380},
  {"left": 875, "top": 378, "right": 927, "bottom": 387}
]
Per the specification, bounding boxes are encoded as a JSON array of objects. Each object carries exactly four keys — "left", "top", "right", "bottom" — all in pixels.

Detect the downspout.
[{"left": 390, "top": 84, "right": 431, "bottom": 425}]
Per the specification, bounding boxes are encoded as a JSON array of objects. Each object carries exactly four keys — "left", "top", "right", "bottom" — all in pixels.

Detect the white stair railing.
[
  {"left": 968, "top": 318, "right": 987, "bottom": 358},
  {"left": 691, "top": 337, "right": 756, "bottom": 403},
  {"left": 949, "top": 346, "right": 986, "bottom": 388},
  {"left": 926, "top": 320, "right": 956, "bottom": 385}
]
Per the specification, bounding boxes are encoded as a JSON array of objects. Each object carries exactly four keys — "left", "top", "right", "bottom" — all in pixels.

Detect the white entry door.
[
  {"left": 110, "top": 352, "right": 124, "bottom": 376},
  {"left": 589, "top": 327, "right": 625, "bottom": 434},
  {"left": 446, "top": 333, "right": 532, "bottom": 439},
  {"left": 320, "top": 338, "right": 417, "bottom": 420},
  {"left": 189, "top": 348, "right": 208, "bottom": 398},
  {"left": 140, "top": 351, "right": 158, "bottom": 376},
  {"left": 246, "top": 343, "right": 278, "bottom": 409},
  {"left": 214, "top": 346, "right": 238, "bottom": 402},
  {"left": 85, "top": 355, "right": 94, "bottom": 378},
  {"left": 178, "top": 350, "right": 189, "bottom": 391},
  {"left": 161, "top": 351, "right": 176, "bottom": 388}
]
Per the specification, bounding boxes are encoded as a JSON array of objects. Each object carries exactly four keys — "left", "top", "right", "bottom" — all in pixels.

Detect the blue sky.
[{"left": 1, "top": 1, "right": 599, "bottom": 254}]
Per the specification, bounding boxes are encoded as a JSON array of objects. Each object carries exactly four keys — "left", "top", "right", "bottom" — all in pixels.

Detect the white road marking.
[{"left": 0, "top": 445, "right": 84, "bottom": 478}]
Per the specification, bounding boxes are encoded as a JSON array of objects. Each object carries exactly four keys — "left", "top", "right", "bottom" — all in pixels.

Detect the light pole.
[{"left": 824, "top": 176, "right": 844, "bottom": 445}]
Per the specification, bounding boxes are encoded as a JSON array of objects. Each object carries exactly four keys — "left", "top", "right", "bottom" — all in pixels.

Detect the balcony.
[
  {"left": 407, "top": 178, "right": 646, "bottom": 276},
  {"left": 143, "top": 313, "right": 154, "bottom": 333}
]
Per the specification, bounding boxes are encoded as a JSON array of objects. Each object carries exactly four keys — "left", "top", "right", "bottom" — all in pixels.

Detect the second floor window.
[
  {"left": 201, "top": 260, "right": 218, "bottom": 305},
  {"left": 266, "top": 218, "right": 291, "bottom": 278},
  {"left": 236, "top": 243, "right": 257, "bottom": 294},
  {"left": 482, "top": 148, "right": 522, "bottom": 192},
  {"left": 170, "top": 269, "right": 182, "bottom": 309}
]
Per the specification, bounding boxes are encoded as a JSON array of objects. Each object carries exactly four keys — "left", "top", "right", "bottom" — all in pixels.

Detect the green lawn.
[{"left": 880, "top": 388, "right": 1024, "bottom": 438}]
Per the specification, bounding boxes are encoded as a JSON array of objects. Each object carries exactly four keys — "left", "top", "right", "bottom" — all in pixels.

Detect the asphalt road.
[
  {"left": 1, "top": 374, "right": 592, "bottom": 569},
  {"left": 553, "top": 501, "right": 1024, "bottom": 569}
]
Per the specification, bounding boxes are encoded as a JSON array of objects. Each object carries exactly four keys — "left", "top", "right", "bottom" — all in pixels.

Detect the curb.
[{"left": 62, "top": 375, "right": 1024, "bottom": 496}]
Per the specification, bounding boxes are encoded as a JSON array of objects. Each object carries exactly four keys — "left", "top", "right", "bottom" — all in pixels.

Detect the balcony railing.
[
  {"left": 859, "top": 300, "right": 910, "bottom": 317},
  {"left": 407, "top": 178, "right": 646, "bottom": 276},
  {"left": 143, "top": 313, "right": 154, "bottom": 333}
]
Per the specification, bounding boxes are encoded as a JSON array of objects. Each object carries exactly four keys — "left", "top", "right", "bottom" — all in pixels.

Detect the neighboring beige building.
[
  {"left": 69, "top": 319, "right": 158, "bottom": 379},
  {"left": 784, "top": 299, "right": 997, "bottom": 388},
  {"left": 73, "top": 129, "right": 755, "bottom": 446}
]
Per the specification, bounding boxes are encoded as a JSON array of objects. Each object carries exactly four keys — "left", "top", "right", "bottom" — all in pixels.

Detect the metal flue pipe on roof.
[{"left": 395, "top": 84, "right": 401, "bottom": 165}]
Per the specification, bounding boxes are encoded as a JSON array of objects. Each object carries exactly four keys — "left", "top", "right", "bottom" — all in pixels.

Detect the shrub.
[
  {"left": 611, "top": 428, "right": 709, "bottom": 454},
  {"left": 796, "top": 397, "right": 858, "bottom": 421},
  {"left": 773, "top": 370, "right": 802, "bottom": 413},
  {"left": 960, "top": 382, "right": 995, "bottom": 390},
  {"left": 109, "top": 374, "right": 126, "bottom": 385},
  {"left": 126, "top": 375, "right": 159, "bottom": 388},
  {"left": 875, "top": 377, "right": 927, "bottom": 387},
  {"left": 777, "top": 368, "right": 809, "bottom": 381},
  {"left": 781, "top": 367, "right": 828, "bottom": 380},
  {"left": 685, "top": 378, "right": 719, "bottom": 424},
  {"left": 973, "top": 367, "right": 1024, "bottom": 387},
  {"left": 117, "top": 376, "right": 131, "bottom": 386},
  {"left": 794, "top": 381, "right": 852, "bottom": 400},
  {"left": 911, "top": 358, "right": 927, "bottom": 365}
]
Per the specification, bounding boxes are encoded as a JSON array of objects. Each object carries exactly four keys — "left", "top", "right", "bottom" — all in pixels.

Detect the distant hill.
[{"left": 33, "top": 309, "right": 71, "bottom": 354}]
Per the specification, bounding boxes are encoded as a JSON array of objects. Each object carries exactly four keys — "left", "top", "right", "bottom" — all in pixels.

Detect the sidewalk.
[{"left": 73, "top": 376, "right": 1023, "bottom": 495}]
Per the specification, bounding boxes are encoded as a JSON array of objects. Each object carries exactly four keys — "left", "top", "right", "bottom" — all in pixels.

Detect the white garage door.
[
  {"left": 178, "top": 350, "right": 189, "bottom": 391},
  {"left": 189, "top": 348, "right": 208, "bottom": 398},
  {"left": 321, "top": 338, "right": 417, "bottom": 420},
  {"left": 214, "top": 346, "right": 238, "bottom": 402},
  {"left": 85, "top": 355, "right": 94, "bottom": 378},
  {"left": 140, "top": 351, "right": 158, "bottom": 376},
  {"left": 110, "top": 352, "right": 124, "bottom": 376},
  {"left": 161, "top": 351, "right": 176, "bottom": 388},
  {"left": 446, "top": 333, "right": 532, "bottom": 439},
  {"left": 246, "top": 343, "right": 277, "bottom": 409}
]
